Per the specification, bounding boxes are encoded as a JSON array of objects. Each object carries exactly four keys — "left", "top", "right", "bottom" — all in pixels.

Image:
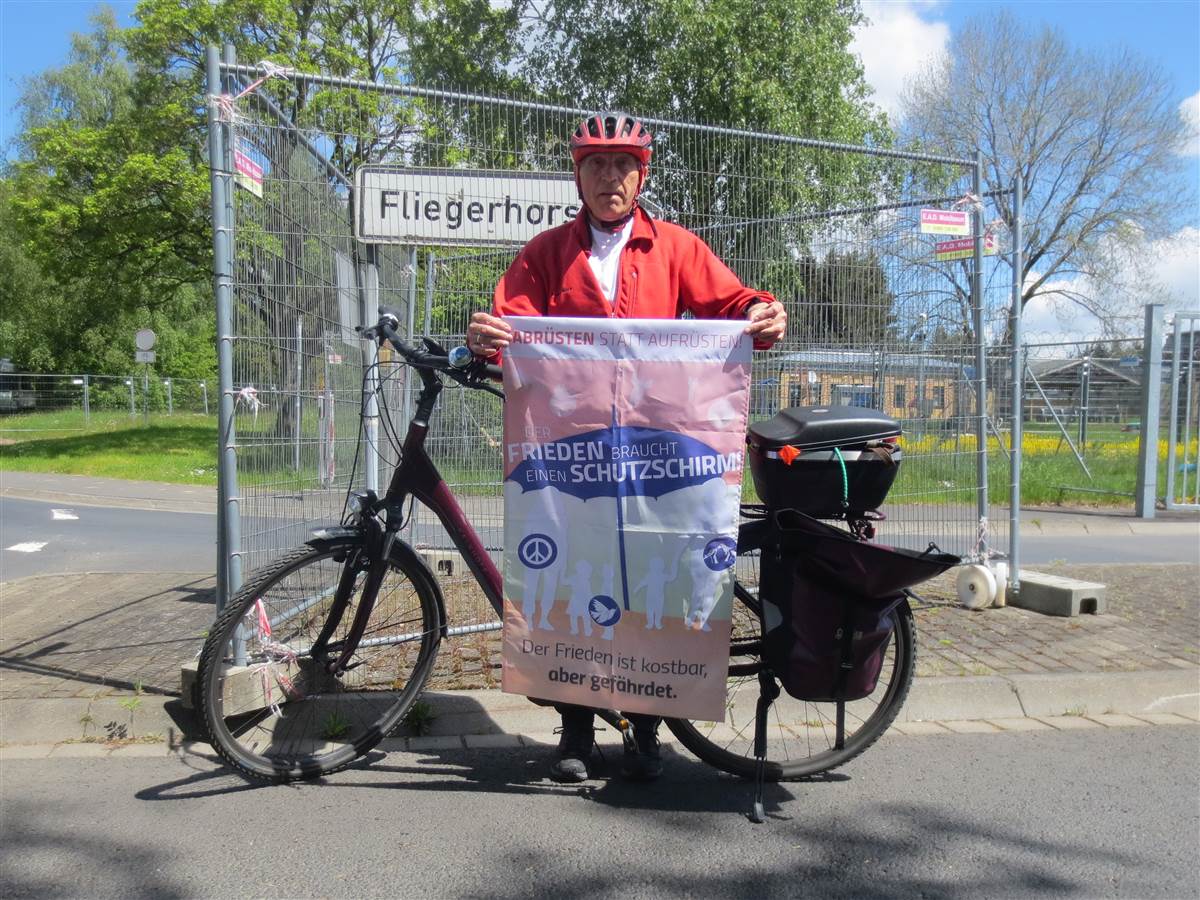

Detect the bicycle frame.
[
  {"left": 205, "top": 321, "right": 938, "bottom": 815},
  {"left": 315, "top": 348, "right": 650, "bottom": 741},
  {"left": 310, "top": 360, "right": 504, "bottom": 677},
  {"left": 381, "top": 366, "right": 505, "bottom": 615}
]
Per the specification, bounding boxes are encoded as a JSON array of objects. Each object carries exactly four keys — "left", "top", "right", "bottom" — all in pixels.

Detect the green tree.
[
  {"left": 0, "top": 180, "right": 60, "bottom": 370},
  {"left": 6, "top": 10, "right": 214, "bottom": 377},
  {"left": 517, "top": 0, "right": 896, "bottom": 312},
  {"left": 523, "top": 0, "right": 884, "bottom": 140},
  {"left": 784, "top": 250, "right": 897, "bottom": 346}
]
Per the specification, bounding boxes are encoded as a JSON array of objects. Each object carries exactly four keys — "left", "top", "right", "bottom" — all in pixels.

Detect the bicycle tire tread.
[{"left": 196, "top": 539, "right": 441, "bottom": 784}]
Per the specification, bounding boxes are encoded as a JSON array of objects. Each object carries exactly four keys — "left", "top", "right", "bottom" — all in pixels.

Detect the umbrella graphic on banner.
[{"left": 507, "top": 408, "right": 734, "bottom": 610}]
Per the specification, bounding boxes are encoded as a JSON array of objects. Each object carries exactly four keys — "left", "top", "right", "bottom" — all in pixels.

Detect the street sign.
[
  {"left": 935, "top": 234, "right": 997, "bottom": 261},
  {"left": 135, "top": 329, "right": 157, "bottom": 351},
  {"left": 234, "top": 145, "right": 265, "bottom": 198},
  {"left": 920, "top": 208, "right": 970, "bottom": 235},
  {"left": 354, "top": 166, "right": 580, "bottom": 246},
  {"left": 135, "top": 350, "right": 156, "bottom": 363}
]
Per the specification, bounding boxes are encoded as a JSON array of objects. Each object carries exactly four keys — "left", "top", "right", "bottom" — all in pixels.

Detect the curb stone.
[
  {"left": 3, "top": 669, "right": 1197, "bottom": 749},
  {"left": 3, "top": 714, "right": 1196, "bottom": 761}
]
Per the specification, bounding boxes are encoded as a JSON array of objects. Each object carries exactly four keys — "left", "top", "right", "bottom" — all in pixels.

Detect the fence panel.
[
  {"left": 0, "top": 374, "right": 215, "bottom": 433},
  {"left": 1016, "top": 339, "right": 1147, "bottom": 509},
  {"left": 1164, "top": 312, "right": 1200, "bottom": 509},
  {"left": 212, "top": 63, "right": 1008, "bottom": 620}
]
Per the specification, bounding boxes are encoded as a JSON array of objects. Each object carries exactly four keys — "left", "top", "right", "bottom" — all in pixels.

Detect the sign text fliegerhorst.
[{"left": 355, "top": 167, "right": 580, "bottom": 246}]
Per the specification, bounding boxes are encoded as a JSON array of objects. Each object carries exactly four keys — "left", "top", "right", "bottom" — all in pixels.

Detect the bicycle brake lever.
[{"left": 422, "top": 336, "right": 449, "bottom": 354}]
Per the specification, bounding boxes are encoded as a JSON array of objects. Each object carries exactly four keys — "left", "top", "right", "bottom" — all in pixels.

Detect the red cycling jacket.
[{"left": 492, "top": 207, "right": 775, "bottom": 343}]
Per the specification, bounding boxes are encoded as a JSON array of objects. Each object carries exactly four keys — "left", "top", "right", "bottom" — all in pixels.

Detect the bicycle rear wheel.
[
  {"left": 665, "top": 585, "right": 915, "bottom": 781},
  {"left": 197, "top": 536, "right": 442, "bottom": 782}
]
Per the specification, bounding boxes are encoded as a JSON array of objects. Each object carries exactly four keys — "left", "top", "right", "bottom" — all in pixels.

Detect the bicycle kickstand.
[{"left": 750, "top": 668, "right": 781, "bottom": 824}]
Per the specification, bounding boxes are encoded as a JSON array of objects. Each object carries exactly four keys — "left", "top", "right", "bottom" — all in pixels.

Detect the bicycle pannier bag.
[
  {"left": 753, "top": 509, "right": 959, "bottom": 702},
  {"left": 746, "top": 406, "right": 902, "bottom": 516}
]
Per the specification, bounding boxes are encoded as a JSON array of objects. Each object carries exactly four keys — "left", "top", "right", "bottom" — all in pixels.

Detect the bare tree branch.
[{"left": 900, "top": 10, "right": 1193, "bottom": 329}]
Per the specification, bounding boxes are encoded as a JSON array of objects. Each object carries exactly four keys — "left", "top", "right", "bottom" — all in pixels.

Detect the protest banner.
[{"left": 500, "top": 316, "right": 751, "bottom": 721}]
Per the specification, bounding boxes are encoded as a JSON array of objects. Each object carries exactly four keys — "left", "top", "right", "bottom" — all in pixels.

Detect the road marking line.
[
  {"left": 1146, "top": 692, "right": 1200, "bottom": 711},
  {"left": 7, "top": 542, "right": 48, "bottom": 553},
  {"left": 51, "top": 509, "right": 79, "bottom": 521}
]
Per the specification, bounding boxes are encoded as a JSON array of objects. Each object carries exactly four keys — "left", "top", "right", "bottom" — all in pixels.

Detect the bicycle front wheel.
[
  {"left": 197, "top": 537, "right": 442, "bottom": 782},
  {"left": 665, "top": 590, "right": 915, "bottom": 781}
]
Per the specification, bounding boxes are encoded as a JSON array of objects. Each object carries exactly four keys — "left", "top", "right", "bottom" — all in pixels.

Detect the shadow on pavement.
[
  {"left": 0, "top": 573, "right": 214, "bottom": 698},
  {"left": 124, "top": 739, "right": 1150, "bottom": 899},
  {"left": 0, "top": 797, "right": 192, "bottom": 899}
]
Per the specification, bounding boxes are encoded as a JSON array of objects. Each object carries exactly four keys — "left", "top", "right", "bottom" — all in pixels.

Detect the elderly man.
[{"left": 469, "top": 112, "right": 786, "bottom": 783}]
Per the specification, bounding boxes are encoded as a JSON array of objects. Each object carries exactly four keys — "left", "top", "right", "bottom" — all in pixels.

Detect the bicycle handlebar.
[{"left": 359, "top": 313, "right": 504, "bottom": 398}]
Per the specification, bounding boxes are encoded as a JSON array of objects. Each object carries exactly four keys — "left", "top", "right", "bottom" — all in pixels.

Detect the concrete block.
[
  {"left": 902, "top": 676, "right": 1025, "bottom": 722},
  {"left": 48, "top": 741, "right": 112, "bottom": 758},
  {"left": 1134, "top": 713, "right": 1194, "bottom": 726},
  {"left": 0, "top": 744, "right": 55, "bottom": 759},
  {"left": 518, "top": 733, "right": 557, "bottom": 747},
  {"left": 180, "top": 660, "right": 199, "bottom": 710},
  {"left": 1009, "top": 670, "right": 1200, "bottom": 718},
  {"left": 1, "top": 697, "right": 181, "bottom": 745},
  {"left": 463, "top": 733, "right": 521, "bottom": 749},
  {"left": 985, "top": 717, "right": 1054, "bottom": 732},
  {"left": 1012, "top": 571, "right": 1106, "bottom": 616},
  {"left": 408, "top": 735, "right": 465, "bottom": 751},
  {"left": 109, "top": 742, "right": 170, "bottom": 757},
  {"left": 418, "top": 550, "right": 463, "bottom": 579},
  {"left": 889, "top": 721, "right": 951, "bottom": 736},
  {"left": 181, "top": 659, "right": 363, "bottom": 714}
]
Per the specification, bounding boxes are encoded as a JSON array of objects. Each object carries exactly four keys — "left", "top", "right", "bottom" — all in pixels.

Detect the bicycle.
[{"left": 196, "top": 312, "right": 950, "bottom": 797}]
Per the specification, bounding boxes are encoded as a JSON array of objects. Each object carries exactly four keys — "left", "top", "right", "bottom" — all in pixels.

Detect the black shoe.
[
  {"left": 550, "top": 709, "right": 595, "bottom": 783},
  {"left": 621, "top": 717, "right": 663, "bottom": 781}
]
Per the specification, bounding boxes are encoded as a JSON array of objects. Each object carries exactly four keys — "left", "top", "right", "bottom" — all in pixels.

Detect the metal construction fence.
[
  {"left": 1162, "top": 311, "right": 1200, "bottom": 510},
  {"left": 206, "top": 54, "right": 1016, "bottom": 611},
  {"left": 0, "top": 374, "right": 214, "bottom": 430}
]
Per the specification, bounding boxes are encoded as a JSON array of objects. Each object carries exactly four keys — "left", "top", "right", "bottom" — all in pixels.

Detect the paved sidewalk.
[
  {"left": 1, "top": 472, "right": 1197, "bottom": 752},
  {"left": 2, "top": 560, "right": 1196, "bottom": 748}
]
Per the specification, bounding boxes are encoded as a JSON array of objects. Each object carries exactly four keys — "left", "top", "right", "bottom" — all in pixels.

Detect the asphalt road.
[
  {"left": 1020, "top": 532, "right": 1200, "bottom": 565},
  {"left": 2, "top": 496, "right": 1196, "bottom": 582},
  {"left": 0, "top": 497, "right": 215, "bottom": 580},
  {"left": 1, "top": 725, "right": 1196, "bottom": 898}
]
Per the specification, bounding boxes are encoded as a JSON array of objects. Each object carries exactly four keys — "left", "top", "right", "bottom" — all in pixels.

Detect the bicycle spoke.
[{"left": 198, "top": 540, "right": 441, "bottom": 782}]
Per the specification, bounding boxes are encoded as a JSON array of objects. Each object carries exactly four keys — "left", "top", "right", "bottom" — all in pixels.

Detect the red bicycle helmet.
[{"left": 569, "top": 113, "right": 653, "bottom": 166}]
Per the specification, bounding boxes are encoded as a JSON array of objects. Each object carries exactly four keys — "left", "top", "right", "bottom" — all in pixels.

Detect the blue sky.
[
  {"left": 2, "top": 0, "right": 1197, "bottom": 144},
  {"left": 0, "top": 0, "right": 1195, "bottom": 133},
  {"left": 1, "top": 1, "right": 138, "bottom": 148}
]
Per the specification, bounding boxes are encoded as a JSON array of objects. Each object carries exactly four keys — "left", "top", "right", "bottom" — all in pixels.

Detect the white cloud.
[
  {"left": 1019, "top": 281, "right": 1102, "bottom": 348},
  {"left": 1150, "top": 226, "right": 1200, "bottom": 309},
  {"left": 1179, "top": 91, "right": 1200, "bottom": 156},
  {"left": 851, "top": 0, "right": 950, "bottom": 122},
  {"left": 1019, "top": 225, "right": 1200, "bottom": 346}
]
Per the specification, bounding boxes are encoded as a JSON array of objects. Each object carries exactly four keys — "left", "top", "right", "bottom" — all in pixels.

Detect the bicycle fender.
[
  {"left": 387, "top": 539, "right": 450, "bottom": 640},
  {"left": 306, "top": 525, "right": 361, "bottom": 544}
]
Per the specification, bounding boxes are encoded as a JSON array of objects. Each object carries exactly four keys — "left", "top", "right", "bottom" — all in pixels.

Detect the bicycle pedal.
[{"left": 616, "top": 718, "right": 637, "bottom": 752}]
